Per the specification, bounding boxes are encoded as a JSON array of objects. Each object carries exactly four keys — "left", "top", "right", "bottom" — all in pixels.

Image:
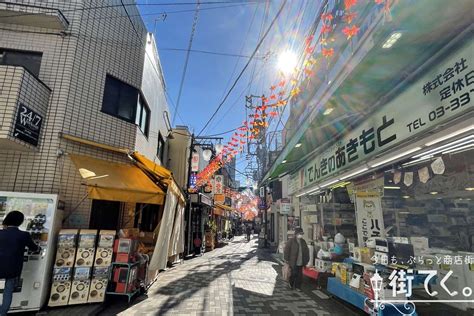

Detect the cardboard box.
[
  {"left": 360, "top": 247, "right": 375, "bottom": 264},
  {"left": 138, "top": 231, "right": 156, "bottom": 244},
  {"left": 120, "top": 228, "right": 139, "bottom": 238}
]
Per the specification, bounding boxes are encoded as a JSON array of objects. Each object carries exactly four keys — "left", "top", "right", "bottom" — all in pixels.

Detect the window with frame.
[
  {"left": 101, "top": 75, "right": 139, "bottom": 123},
  {"left": 157, "top": 132, "right": 165, "bottom": 162},
  {"left": 0, "top": 48, "right": 42, "bottom": 77},
  {"left": 135, "top": 94, "right": 150, "bottom": 137}
]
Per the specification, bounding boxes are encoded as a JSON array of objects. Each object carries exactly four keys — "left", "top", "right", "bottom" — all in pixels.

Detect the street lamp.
[
  {"left": 202, "top": 149, "right": 213, "bottom": 161},
  {"left": 370, "top": 270, "right": 384, "bottom": 308},
  {"left": 215, "top": 143, "right": 224, "bottom": 154}
]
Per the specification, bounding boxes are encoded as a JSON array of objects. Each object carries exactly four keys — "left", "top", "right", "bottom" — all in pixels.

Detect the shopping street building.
[{"left": 261, "top": 0, "right": 473, "bottom": 314}]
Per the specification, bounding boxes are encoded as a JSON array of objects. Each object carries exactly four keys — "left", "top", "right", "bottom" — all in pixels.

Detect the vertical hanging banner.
[
  {"left": 355, "top": 191, "right": 385, "bottom": 246},
  {"left": 214, "top": 175, "right": 224, "bottom": 194},
  {"left": 191, "top": 152, "right": 200, "bottom": 172}
]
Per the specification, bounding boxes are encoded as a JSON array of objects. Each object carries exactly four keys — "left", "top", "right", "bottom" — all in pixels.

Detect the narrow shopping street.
[{"left": 100, "top": 236, "right": 361, "bottom": 316}]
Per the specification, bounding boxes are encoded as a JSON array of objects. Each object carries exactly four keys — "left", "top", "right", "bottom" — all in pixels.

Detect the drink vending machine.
[{"left": 0, "top": 191, "right": 63, "bottom": 313}]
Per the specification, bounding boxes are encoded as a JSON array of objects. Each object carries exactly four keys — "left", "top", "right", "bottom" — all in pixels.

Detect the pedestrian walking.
[
  {"left": 283, "top": 227, "right": 309, "bottom": 290},
  {"left": 193, "top": 234, "right": 202, "bottom": 256},
  {"left": 246, "top": 225, "right": 252, "bottom": 242},
  {"left": 0, "top": 211, "right": 40, "bottom": 315}
]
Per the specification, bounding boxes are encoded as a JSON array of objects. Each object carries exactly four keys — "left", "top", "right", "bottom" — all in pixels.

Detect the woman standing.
[{"left": 284, "top": 227, "right": 309, "bottom": 290}]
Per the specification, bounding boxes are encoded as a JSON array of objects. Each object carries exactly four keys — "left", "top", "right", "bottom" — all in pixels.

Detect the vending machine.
[
  {"left": 75, "top": 229, "right": 97, "bottom": 267},
  {"left": 94, "top": 230, "right": 115, "bottom": 267},
  {"left": 0, "top": 191, "right": 63, "bottom": 313}
]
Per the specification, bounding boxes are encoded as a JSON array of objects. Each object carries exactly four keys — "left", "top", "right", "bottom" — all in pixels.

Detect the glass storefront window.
[{"left": 382, "top": 148, "right": 473, "bottom": 252}]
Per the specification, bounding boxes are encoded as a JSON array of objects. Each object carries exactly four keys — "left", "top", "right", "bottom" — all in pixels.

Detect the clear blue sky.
[{"left": 138, "top": 1, "right": 319, "bottom": 182}]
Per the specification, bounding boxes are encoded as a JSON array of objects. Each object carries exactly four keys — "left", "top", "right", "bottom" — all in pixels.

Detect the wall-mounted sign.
[
  {"left": 214, "top": 175, "right": 224, "bottom": 194},
  {"left": 214, "top": 194, "right": 225, "bottom": 204},
  {"left": 14, "top": 103, "right": 43, "bottom": 146},
  {"left": 355, "top": 191, "right": 385, "bottom": 246},
  {"left": 280, "top": 198, "right": 291, "bottom": 215},
  {"left": 191, "top": 152, "right": 200, "bottom": 172},
  {"left": 293, "top": 42, "right": 473, "bottom": 192}
]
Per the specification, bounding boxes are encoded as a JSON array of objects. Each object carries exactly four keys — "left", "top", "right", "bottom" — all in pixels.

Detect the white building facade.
[{"left": 0, "top": 0, "right": 170, "bottom": 228}]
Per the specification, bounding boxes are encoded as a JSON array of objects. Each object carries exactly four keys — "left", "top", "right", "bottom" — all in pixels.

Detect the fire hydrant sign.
[
  {"left": 13, "top": 103, "right": 43, "bottom": 146},
  {"left": 355, "top": 191, "right": 385, "bottom": 246}
]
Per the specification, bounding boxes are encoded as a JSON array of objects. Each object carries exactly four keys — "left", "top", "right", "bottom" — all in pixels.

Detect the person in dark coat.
[
  {"left": 0, "top": 211, "right": 39, "bottom": 315},
  {"left": 284, "top": 227, "right": 309, "bottom": 290},
  {"left": 246, "top": 225, "right": 252, "bottom": 242}
]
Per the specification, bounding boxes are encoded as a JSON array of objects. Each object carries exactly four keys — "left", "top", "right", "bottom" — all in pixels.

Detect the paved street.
[{"left": 101, "top": 236, "right": 362, "bottom": 316}]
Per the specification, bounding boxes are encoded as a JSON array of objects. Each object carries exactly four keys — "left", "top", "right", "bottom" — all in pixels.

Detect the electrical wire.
[
  {"left": 0, "top": 1, "right": 263, "bottom": 19},
  {"left": 265, "top": 0, "right": 320, "bottom": 153},
  {"left": 172, "top": 0, "right": 201, "bottom": 125},
  {"left": 196, "top": 0, "right": 287, "bottom": 137},
  {"left": 78, "top": 3, "right": 260, "bottom": 21},
  {"left": 117, "top": 0, "right": 190, "bottom": 128},
  {"left": 160, "top": 47, "right": 267, "bottom": 59},
  {"left": 206, "top": 1, "right": 261, "bottom": 134}
]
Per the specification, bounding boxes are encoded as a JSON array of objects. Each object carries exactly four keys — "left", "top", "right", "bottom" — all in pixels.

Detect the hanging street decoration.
[{"left": 196, "top": 0, "right": 387, "bottom": 188}]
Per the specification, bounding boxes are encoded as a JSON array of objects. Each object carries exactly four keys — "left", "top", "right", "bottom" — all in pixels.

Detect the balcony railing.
[{"left": 0, "top": 2, "right": 69, "bottom": 30}]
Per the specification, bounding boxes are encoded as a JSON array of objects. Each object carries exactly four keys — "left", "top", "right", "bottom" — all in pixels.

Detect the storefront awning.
[
  {"left": 131, "top": 152, "right": 186, "bottom": 206},
  {"left": 70, "top": 154, "right": 165, "bottom": 205},
  {"left": 215, "top": 203, "right": 233, "bottom": 212}
]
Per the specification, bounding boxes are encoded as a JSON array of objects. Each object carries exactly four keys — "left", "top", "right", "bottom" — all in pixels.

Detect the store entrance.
[{"left": 89, "top": 200, "right": 120, "bottom": 229}]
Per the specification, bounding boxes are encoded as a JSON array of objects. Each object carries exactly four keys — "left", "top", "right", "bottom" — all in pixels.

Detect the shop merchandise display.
[
  {"left": 75, "top": 230, "right": 98, "bottom": 267},
  {"left": 48, "top": 229, "right": 116, "bottom": 307},
  {"left": 68, "top": 267, "right": 91, "bottom": 305},
  {"left": 88, "top": 267, "right": 109, "bottom": 303},
  {"left": 107, "top": 235, "right": 143, "bottom": 301},
  {"left": 95, "top": 230, "right": 116, "bottom": 267},
  {"left": 54, "top": 230, "right": 78, "bottom": 268},
  {"left": 49, "top": 229, "right": 78, "bottom": 306}
]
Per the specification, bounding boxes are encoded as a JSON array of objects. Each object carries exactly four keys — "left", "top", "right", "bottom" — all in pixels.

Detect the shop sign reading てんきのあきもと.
[{"left": 293, "top": 42, "right": 472, "bottom": 192}]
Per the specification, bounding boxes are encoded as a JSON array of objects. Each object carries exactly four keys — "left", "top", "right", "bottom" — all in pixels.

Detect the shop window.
[
  {"left": 134, "top": 203, "right": 161, "bottom": 232},
  {"left": 135, "top": 94, "right": 150, "bottom": 137},
  {"left": 89, "top": 200, "right": 121, "bottom": 230},
  {"left": 381, "top": 148, "right": 474, "bottom": 252},
  {"left": 157, "top": 132, "right": 165, "bottom": 162},
  {"left": 101, "top": 75, "right": 139, "bottom": 123},
  {"left": 0, "top": 48, "right": 42, "bottom": 77}
]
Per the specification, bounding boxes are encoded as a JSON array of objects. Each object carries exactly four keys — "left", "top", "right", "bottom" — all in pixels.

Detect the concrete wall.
[
  {"left": 135, "top": 33, "right": 170, "bottom": 164},
  {"left": 167, "top": 126, "right": 191, "bottom": 190}
]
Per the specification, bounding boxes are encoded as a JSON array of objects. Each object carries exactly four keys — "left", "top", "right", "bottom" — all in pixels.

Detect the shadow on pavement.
[{"left": 99, "top": 241, "right": 258, "bottom": 315}]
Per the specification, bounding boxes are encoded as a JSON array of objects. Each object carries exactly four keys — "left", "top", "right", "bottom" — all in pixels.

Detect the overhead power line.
[
  {"left": 0, "top": 1, "right": 262, "bottom": 20},
  {"left": 197, "top": 0, "right": 288, "bottom": 137},
  {"left": 160, "top": 47, "right": 269, "bottom": 59},
  {"left": 172, "top": 1, "right": 201, "bottom": 125}
]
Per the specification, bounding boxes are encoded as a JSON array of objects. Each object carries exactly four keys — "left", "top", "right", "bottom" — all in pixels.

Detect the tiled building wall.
[
  {"left": 0, "top": 66, "right": 23, "bottom": 141},
  {"left": 0, "top": 0, "right": 152, "bottom": 228}
]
